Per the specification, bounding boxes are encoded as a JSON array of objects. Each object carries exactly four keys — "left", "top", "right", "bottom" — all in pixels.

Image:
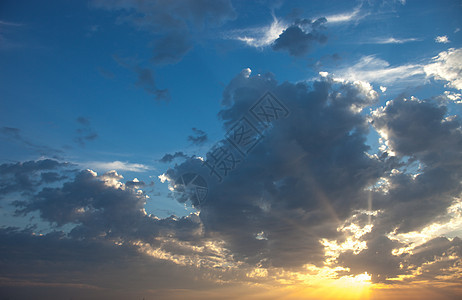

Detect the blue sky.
[{"left": 1, "top": 1, "right": 462, "bottom": 299}]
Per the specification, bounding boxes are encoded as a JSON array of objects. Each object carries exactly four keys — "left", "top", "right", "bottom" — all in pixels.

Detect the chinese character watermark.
[{"left": 175, "top": 91, "right": 289, "bottom": 206}]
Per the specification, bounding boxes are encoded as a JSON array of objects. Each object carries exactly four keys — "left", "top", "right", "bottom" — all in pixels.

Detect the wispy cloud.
[
  {"left": 0, "top": 20, "right": 23, "bottom": 27},
  {"left": 0, "top": 19, "right": 24, "bottom": 50},
  {"left": 82, "top": 161, "right": 151, "bottom": 172},
  {"left": 332, "top": 55, "right": 425, "bottom": 86},
  {"left": 326, "top": 47, "right": 462, "bottom": 91},
  {"left": 368, "top": 37, "right": 421, "bottom": 44},
  {"left": 325, "top": 6, "right": 365, "bottom": 24},
  {"left": 231, "top": 15, "right": 287, "bottom": 48}
]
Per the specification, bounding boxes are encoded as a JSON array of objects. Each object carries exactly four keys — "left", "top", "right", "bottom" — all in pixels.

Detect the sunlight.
[{"left": 286, "top": 272, "right": 373, "bottom": 300}]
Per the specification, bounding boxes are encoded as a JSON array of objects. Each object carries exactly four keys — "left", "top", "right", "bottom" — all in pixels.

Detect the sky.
[{"left": 0, "top": 0, "right": 462, "bottom": 299}]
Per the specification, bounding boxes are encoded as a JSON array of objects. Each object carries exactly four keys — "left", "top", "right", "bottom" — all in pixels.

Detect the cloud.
[
  {"left": 188, "top": 128, "right": 208, "bottom": 145},
  {"left": 332, "top": 55, "right": 425, "bottom": 86},
  {"left": 325, "top": 6, "right": 363, "bottom": 24},
  {"left": 272, "top": 18, "right": 327, "bottom": 56},
  {"left": 368, "top": 37, "right": 421, "bottom": 44},
  {"left": 83, "top": 161, "right": 151, "bottom": 172},
  {"left": 74, "top": 117, "right": 98, "bottom": 147},
  {"left": 113, "top": 55, "right": 170, "bottom": 101},
  {"left": 92, "top": 0, "right": 236, "bottom": 64},
  {"left": 424, "top": 48, "right": 462, "bottom": 90},
  {"left": 328, "top": 48, "right": 462, "bottom": 91},
  {"left": 151, "top": 32, "right": 192, "bottom": 65},
  {"left": 164, "top": 69, "right": 462, "bottom": 283},
  {"left": 1, "top": 69, "right": 461, "bottom": 294},
  {"left": 166, "top": 71, "right": 385, "bottom": 268},
  {"left": 159, "top": 151, "right": 188, "bottom": 163},
  {"left": 435, "top": 35, "right": 450, "bottom": 43},
  {"left": 232, "top": 16, "right": 287, "bottom": 48},
  {"left": 0, "top": 20, "right": 23, "bottom": 50},
  {"left": 0, "top": 159, "right": 73, "bottom": 198},
  {"left": 0, "top": 127, "right": 63, "bottom": 157},
  {"left": 134, "top": 66, "right": 170, "bottom": 101}
]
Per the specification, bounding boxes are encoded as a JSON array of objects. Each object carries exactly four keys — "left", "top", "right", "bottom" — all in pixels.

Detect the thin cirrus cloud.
[
  {"left": 231, "top": 15, "right": 287, "bottom": 48},
  {"left": 324, "top": 6, "right": 364, "bottom": 24},
  {"left": 367, "top": 37, "right": 421, "bottom": 44},
  {"left": 327, "top": 47, "right": 462, "bottom": 91},
  {"left": 82, "top": 161, "right": 151, "bottom": 172}
]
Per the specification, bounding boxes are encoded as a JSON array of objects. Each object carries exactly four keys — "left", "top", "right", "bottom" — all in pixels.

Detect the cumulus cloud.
[
  {"left": 424, "top": 47, "right": 462, "bottom": 90},
  {"left": 163, "top": 69, "right": 462, "bottom": 283},
  {"left": 0, "top": 159, "right": 72, "bottom": 198},
  {"left": 272, "top": 18, "right": 327, "bottom": 56},
  {"left": 435, "top": 35, "right": 450, "bottom": 43},
  {"left": 1, "top": 69, "right": 461, "bottom": 295}
]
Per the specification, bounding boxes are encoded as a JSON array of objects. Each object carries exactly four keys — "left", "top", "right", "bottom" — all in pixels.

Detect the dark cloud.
[
  {"left": 74, "top": 117, "right": 98, "bottom": 147},
  {"left": 188, "top": 127, "right": 208, "bottom": 145},
  {"left": 134, "top": 66, "right": 170, "bottom": 101},
  {"left": 272, "top": 18, "right": 327, "bottom": 56},
  {"left": 166, "top": 72, "right": 386, "bottom": 268},
  {"left": 165, "top": 70, "right": 462, "bottom": 280},
  {"left": 152, "top": 32, "right": 192, "bottom": 64},
  {"left": 0, "top": 127, "right": 63, "bottom": 157},
  {"left": 93, "top": 0, "right": 236, "bottom": 64},
  {"left": 1, "top": 69, "right": 461, "bottom": 293},
  {"left": 0, "top": 227, "right": 223, "bottom": 300},
  {"left": 160, "top": 151, "right": 188, "bottom": 163},
  {"left": 113, "top": 54, "right": 170, "bottom": 101},
  {"left": 0, "top": 159, "right": 72, "bottom": 198},
  {"left": 370, "top": 98, "right": 462, "bottom": 233}
]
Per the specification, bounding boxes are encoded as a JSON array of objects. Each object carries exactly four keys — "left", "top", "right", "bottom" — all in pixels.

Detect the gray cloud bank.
[{"left": 1, "top": 69, "right": 461, "bottom": 297}]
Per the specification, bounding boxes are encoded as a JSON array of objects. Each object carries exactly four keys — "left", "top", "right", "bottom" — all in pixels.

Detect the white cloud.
[
  {"left": 444, "top": 91, "right": 462, "bottom": 104},
  {"left": 380, "top": 86, "right": 387, "bottom": 93},
  {"left": 325, "top": 6, "right": 364, "bottom": 24},
  {"left": 82, "top": 161, "right": 151, "bottom": 172},
  {"left": 424, "top": 48, "right": 462, "bottom": 90},
  {"left": 388, "top": 200, "right": 462, "bottom": 255},
  {"left": 435, "top": 35, "right": 450, "bottom": 43},
  {"left": 232, "top": 16, "right": 287, "bottom": 48},
  {"left": 333, "top": 55, "right": 425, "bottom": 86},
  {"left": 326, "top": 47, "right": 462, "bottom": 91},
  {"left": 369, "top": 37, "right": 420, "bottom": 44}
]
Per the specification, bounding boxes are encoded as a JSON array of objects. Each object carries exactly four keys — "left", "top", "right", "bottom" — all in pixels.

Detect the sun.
[{"left": 312, "top": 272, "right": 373, "bottom": 300}]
